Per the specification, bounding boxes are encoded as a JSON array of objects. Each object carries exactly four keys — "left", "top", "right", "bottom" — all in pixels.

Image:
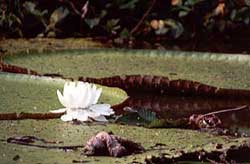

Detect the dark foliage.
[{"left": 0, "top": 0, "right": 250, "bottom": 43}]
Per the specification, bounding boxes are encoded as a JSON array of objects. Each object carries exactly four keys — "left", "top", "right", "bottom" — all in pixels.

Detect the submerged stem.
[
  {"left": 202, "top": 105, "right": 249, "bottom": 117},
  {"left": 0, "top": 112, "right": 63, "bottom": 120}
]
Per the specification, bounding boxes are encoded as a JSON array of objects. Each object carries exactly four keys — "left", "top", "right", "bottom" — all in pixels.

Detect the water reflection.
[{"left": 113, "top": 94, "right": 250, "bottom": 136}]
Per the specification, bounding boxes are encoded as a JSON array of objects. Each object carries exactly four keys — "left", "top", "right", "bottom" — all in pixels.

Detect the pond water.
[{"left": 113, "top": 93, "right": 250, "bottom": 136}]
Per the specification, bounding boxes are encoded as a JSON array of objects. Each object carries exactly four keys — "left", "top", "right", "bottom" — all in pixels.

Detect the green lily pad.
[
  {"left": 3, "top": 49, "right": 250, "bottom": 89},
  {"left": 1, "top": 48, "right": 250, "bottom": 163},
  {"left": 1, "top": 120, "right": 249, "bottom": 163},
  {"left": 0, "top": 38, "right": 107, "bottom": 55},
  {"left": 0, "top": 72, "right": 128, "bottom": 113}
]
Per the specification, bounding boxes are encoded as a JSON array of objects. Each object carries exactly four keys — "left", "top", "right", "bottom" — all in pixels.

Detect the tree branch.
[{"left": 130, "top": 0, "right": 156, "bottom": 36}]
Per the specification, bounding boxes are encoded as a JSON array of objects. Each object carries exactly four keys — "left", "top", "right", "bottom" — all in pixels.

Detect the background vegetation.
[{"left": 1, "top": 0, "right": 250, "bottom": 52}]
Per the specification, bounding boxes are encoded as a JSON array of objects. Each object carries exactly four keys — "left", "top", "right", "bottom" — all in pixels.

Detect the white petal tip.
[
  {"left": 93, "top": 115, "right": 108, "bottom": 122},
  {"left": 61, "top": 114, "right": 73, "bottom": 121},
  {"left": 50, "top": 108, "right": 67, "bottom": 113},
  {"left": 75, "top": 110, "right": 89, "bottom": 122}
]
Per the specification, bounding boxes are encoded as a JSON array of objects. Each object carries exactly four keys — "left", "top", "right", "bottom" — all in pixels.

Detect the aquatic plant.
[{"left": 50, "top": 81, "right": 114, "bottom": 122}]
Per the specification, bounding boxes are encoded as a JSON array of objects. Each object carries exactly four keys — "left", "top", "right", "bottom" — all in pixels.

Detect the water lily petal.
[
  {"left": 62, "top": 82, "right": 69, "bottom": 96},
  {"left": 87, "top": 110, "right": 101, "bottom": 119},
  {"left": 76, "top": 110, "right": 89, "bottom": 121},
  {"left": 92, "top": 115, "right": 108, "bottom": 122},
  {"left": 60, "top": 82, "right": 78, "bottom": 108},
  {"left": 63, "top": 82, "right": 72, "bottom": 100},
  {"left": 89, "top": 104, "right": 114, "bottom": 116},
  {"left": 57, "top": 81, "right": 105, "bottom": 109},
  {"left": 90, "top": 84, "right": 97, "bottom": 94},
  {"left": 63, "top": 82, "right": 78, "bottom": 108},
  {"left": 55, "top": 82, "right": 113, "bottom": 122},
  {"left": 71, "top": 83, "right": 81, "bottom": 108},
  {"left": 61, "top": 114, "right": 73, "bottom": 121},
  {"left": 76, "top": 82, "right": 88, "bottom": 108},
  {"left": 57, "top": 90, "right": 70, "bottom": 108},
  {"left": 50, "top": 108, "right": 67, "bottom": 113},
  {"left": 66, "top": 108, "right": 79, "bottom": 119},
  {"left": 93, "top": 88, "right": 102, "bottom": 105},
  {"left": 82, "top": 84, "right": 101, "bottom": 106},
  {"left": 74, "top": 82, "right": 86, "bottom": 108},
  {"left": 88, "top": 84, "right": 96, "bottom": 105},
  {"left": 81, "top": 83, "right": 92, "bottom": 108}
]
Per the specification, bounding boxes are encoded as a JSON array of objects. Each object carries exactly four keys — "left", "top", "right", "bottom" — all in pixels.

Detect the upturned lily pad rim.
[
  {"left": 4, "top": 48, "right": 250, "bottom": 90},
  {"left": 4, "top": 47, "right": 250, "bottom": 59},
  {"left": 0, "top": 72, "right": 128, "bottom": 113}
]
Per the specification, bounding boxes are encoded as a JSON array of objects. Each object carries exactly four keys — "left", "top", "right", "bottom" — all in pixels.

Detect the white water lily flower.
[{"left": 50, "top": 82, "right": 114, "bottom": 122}]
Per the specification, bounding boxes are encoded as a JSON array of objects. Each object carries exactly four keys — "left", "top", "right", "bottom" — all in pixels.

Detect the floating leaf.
[
  {"left": 81, "top": 75, "right": 250, "bottom": 98},
  {"left": 116, "top": 108, "right": 157, "bottom": 126},
  {"left": 1, "top": 49, "right": 250, "bottom": 163},
  {"left": 3, "top": 49, "right": 250, "bottom": 90},
  {"left": 0, "top": 72, "right": 128, "bottom": 113}
]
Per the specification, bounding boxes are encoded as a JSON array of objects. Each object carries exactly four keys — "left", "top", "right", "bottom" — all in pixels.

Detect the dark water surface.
[{"left": 113, "top": 93, "right": 250, "bottom": 136}]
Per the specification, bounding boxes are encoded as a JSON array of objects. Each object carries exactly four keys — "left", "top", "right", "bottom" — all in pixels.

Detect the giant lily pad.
[
  {"left": 1, "top": 48, "right": 250, "bottom": 163},
  {"left": 0, "top": 73, "right": 128, "bottom": 113},
  {"left": 0, "top": 38, "right": 107, "bottom": 55},
  {"left": 3, "top": 49, "right": 250, "bottom": 89},
  {"left": 1, "top": 119, "right": 250, "bottom": 163}
]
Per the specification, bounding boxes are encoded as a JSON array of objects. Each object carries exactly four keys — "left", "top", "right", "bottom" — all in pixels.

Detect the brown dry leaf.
[
  {"left": 84, "top": 131, "right": 145, "bottom": 157},
  {"left": 150, "top": 20, "right": 159, "bottom": 30},
  {"left": 213, "top": 2, "right": 225, "bottom": 16},
  {"left": 171, "top": 0, "right": 182, "bottom": 6}
]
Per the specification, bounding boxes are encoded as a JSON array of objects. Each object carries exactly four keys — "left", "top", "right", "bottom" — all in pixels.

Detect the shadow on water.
[{"left": 113, "top": 93, "right": 250, "bottom": 136}]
